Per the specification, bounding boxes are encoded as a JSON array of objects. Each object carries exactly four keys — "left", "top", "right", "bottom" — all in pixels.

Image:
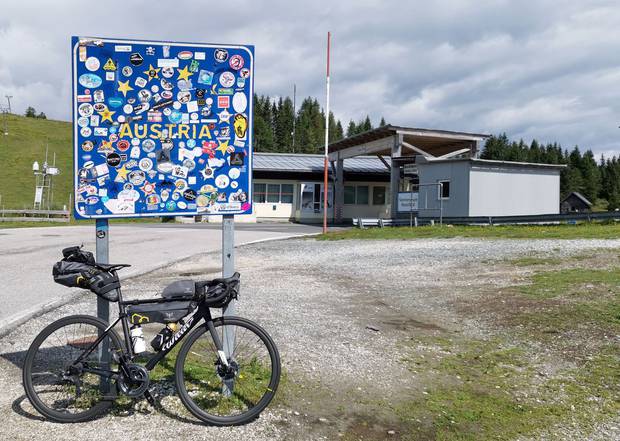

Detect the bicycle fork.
[{"left": 206, "top": 319, "right": 236, "bottom": 397}]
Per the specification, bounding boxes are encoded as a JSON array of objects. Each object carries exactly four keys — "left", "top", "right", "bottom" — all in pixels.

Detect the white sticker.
[
  {"left": 194, "top": 52, "right": 206, "bottom": 60},
  {"left": 93, "top": 127, "right": 108, "bottom": 136},
  {"left": 188, "top": 176, "right": 196, "bottom": 185},
  {"left": 115, "top": 45, "right": 132, "bottom": 52},
  {"left": 105, "top": 71, "right": 115, "bottom": 81},
  {"left": 157, "top": 58, "right": 179, "bottom": 68},
  {"left": 85, "top": 57, "right": 100, "bottom": 72},
  {"left": 232, "top": 92, "right": 248, "bottom": 113},
  {"left": 95, "top": 163, "right": 109, "bottom": 176}
]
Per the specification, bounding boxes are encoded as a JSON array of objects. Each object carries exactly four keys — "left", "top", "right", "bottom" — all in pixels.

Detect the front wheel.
[
  {"left": 175, "top": 316, "right": 281, "bottom": 426},
  {"left": 22, "top": 315, "right": 123, "bottom": 423}
]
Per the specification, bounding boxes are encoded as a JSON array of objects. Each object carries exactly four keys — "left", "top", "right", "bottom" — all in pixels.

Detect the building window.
[
  {"left": 344, "top": 185, "right": 370, "bottom": 205},
  {"left": 281, "top": 184, "right": 294, "bottom": 203},
  {"left": 254, "top": 183, "right": 295, "bottom": 204},
  {"left": 438, "top": 180, "right": 450, "bottom": 199},
  {"left": 254, "top": 183, "right": 266, "bottom": 203},
  {"left": 357, "top": 186, "right": 369, "bottom": 205},
  {"left": 344, "top": 186, "right": 356, "bottom": 204},
  {"left": 267, "top": 184, "right": 280, "bottom": 203},
  {"left": 372, "top": 186, "right": 386, "bottom": 205}
]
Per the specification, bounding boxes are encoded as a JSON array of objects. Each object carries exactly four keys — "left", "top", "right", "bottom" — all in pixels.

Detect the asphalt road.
[{"left": 0, "top": 222, "right": 325, "bottom": 331}]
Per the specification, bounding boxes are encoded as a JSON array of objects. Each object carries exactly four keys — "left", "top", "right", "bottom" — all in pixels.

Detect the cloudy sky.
[{"left": 1, "top": 0, "right": 619, "bottom": 156}]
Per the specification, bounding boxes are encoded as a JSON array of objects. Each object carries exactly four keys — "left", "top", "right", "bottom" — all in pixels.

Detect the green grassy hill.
[{"left": 0, "top": 114, "right": 72, "bottom": 209}]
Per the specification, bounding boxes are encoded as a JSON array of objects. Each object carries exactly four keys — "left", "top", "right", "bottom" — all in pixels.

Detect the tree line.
[
  {"left": 252, "top": 94, "right": 386, "bottom": 153},
  {"left": 482, "top": 134, "right": 620, "bottom": 210}
]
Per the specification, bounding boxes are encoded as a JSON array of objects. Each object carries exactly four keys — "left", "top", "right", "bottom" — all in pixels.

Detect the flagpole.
[{"left": 323, "top": 31, "right": 331, "bottom": 234}]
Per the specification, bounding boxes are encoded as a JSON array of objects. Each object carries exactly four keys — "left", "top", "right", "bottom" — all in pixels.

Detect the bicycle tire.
[
  {"left": 175, "top": 316, "right": 281, "bottom": 426},
  {"left": 22, "top": 314, "right": 123, "bottom": 423}
]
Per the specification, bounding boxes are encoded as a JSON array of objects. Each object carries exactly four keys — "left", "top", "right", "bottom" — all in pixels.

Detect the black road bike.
[{"left": 22, "top": 247, "right": 281, "bottom": 425}]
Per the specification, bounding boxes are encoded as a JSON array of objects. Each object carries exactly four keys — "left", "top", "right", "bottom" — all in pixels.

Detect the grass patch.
[
  {"left": 319, "top": 223, "right": 620, "bottom": 240},
  {"left": 509, "top": 256, "right": 562, "bottom": 266},
  {"left": 397, "top": 338, "right": 620, "bottom": 441},
  {"left": 518, "top": 268, "right": 620, "bottom": 299}
]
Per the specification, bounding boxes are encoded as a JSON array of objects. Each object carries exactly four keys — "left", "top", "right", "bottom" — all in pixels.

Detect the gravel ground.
[{"left": 1, "top": 237, "right": 620, "bottom": 440}]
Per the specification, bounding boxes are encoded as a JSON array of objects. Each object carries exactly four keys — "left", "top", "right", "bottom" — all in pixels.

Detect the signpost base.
[{"left": 95, "top": 218, "right": 110, "bottom": 392}]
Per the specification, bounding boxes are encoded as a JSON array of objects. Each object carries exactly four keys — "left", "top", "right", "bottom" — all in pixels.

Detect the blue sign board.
[{"left": 71, "top": 37, "right": 254, "bottom": 218}]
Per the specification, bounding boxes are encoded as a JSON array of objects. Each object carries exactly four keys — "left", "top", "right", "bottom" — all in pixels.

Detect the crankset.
[{"left": 117, "top": 363, "right": 150, "bottom": 397}]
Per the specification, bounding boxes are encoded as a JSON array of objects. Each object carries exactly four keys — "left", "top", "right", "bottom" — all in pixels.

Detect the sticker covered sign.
[{"left": 71, "top": 37, "right": 254, "bottom": 218}]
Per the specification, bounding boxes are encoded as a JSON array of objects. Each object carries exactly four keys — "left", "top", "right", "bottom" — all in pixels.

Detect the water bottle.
[{"left": 130, "top": 325, "right": 147, "bottom": 353}]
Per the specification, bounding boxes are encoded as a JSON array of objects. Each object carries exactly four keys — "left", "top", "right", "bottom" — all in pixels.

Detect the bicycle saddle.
[{"left": 94, "top": 263, "right": 132, "bottom": 272}]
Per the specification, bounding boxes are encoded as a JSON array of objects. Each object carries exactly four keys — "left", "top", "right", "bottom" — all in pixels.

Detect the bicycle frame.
[{"left": 73, "top": 279, "right": 228, "bottom": 381}]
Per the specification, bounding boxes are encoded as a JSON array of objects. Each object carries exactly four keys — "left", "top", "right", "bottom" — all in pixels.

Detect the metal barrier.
[
  {"left": 353, "top": 211, "right": 620, "bottom": 228},
  {"left": 0, "top": 209, "right": 71, "bottom": 223}
]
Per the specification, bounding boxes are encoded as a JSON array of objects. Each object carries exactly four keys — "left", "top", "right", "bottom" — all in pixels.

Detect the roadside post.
[
  {"left": 95, "top": 218, "right": 110, "bottom": 391},
  {"left": 71, "top": 37, "right": 255, "bottom": 391}
]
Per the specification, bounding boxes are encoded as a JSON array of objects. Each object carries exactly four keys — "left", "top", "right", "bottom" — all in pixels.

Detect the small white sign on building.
[{"left": 397, "top": 192, "right": 418, "bottom": 212}]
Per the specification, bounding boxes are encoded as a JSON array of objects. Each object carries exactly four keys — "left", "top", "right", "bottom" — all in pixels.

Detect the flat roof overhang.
[{"left": 328, "top": 125, "right": 490, "bottom": 161}]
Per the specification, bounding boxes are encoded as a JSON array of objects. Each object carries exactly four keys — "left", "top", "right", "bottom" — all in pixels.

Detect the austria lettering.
[{"left": 118, "top": 123, "right": 212, "bottom": 140}]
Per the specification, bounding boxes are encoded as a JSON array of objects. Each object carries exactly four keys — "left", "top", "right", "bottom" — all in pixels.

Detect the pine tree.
[
  {"left": 346, "top": 120, "right": 357, "bottom": 137},
  {"left": 379, "top": 116, "right": 386, "bottom": 127}
]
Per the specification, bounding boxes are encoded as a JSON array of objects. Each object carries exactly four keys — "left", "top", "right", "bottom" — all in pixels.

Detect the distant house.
[{"left": 561, "top": 191, "right": 592, "bottom": 213}]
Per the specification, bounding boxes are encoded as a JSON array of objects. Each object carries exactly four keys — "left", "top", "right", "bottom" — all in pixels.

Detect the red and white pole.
[{"left": 323, "top": 31, "right": 331, "bottom": 234}]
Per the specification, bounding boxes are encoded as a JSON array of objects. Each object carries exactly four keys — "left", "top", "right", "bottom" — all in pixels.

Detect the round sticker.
[
  {"left": 190, "top": 113, "right": 198, "bottom": 121},
  {"left": 122, "top": 66, "right": 133, "bottom": 77},
  {"left": 231, "top": 181, "right": 238, "bottom": 189},
  {"left": 80, "top": 127, "right": 92, "bottom": 137},
  {"left": 142, "top": 139, "right": 156, "bottom": 152},
  {"left": 162, "top": 67, "right": 174, "bottom": 78},
  {"left": 151, "top": 84, "right": 159, "bottom": 93},
  {"left": 229, "top": 55, "right": 244, "bottom": 70},
  {"left": 177, "top": 201, "right": 187, "bottom": 209},
  {"left": 168, "top": 110, "right": 182, "bottom": 123},
  {"left": 232, "top": 92, "right": 248, "bottom": 113},
  {"left": 85, "top": 57, "right": 100, "bottom": 72},
  {"left": 117, "top": 115, "right": 126, "bottom": 123},
  {"left": 78, "top": 103, "right": 94, "bottom": 117},
  {"left": 228, "top": 168, "right": 240, "bottom": 179},
  {"left": 117, "top": 140, "right": 130, "bottom": 151},
  {"left": 173, "top": 101, "right": 182, "bottom": 110},
  {"left": 161, "top": 90, "right": 173, "bottom": 100},
  {"left": 215, "top": 174, "right": 230, "bottom": 189},
  {"left": 161, "top": 78, "right": 174, "bottom": 90},
  {"left": 123, "top": 104, "right": 133, "bottom": 114},
  {"left": 187, "top": 139, "right": 196, "bottom": 148},
  {"left": 177, "top": 91, "right": 191, "bottom": 103},
  {"left": 175, "top": 179, "right": 188, "bottom": 191},
  {"left": 219, "top": 71, "right": 235, "bottom": 88},
  {"left": 107, "top": 153, "right": 121, "bottom": 167},
  {"left": 196, "top": 195, "right": 209, "bottom": 207},
  {"left": 206, "top": 97, "right": 213, "bottom": 105},
  {"left": 214, "top": 48, "right": 228, "bottom": 63},
  {"left": 77, "top": 116, "right": 89, "bottom": 127},
  {"left": 82, "top": 140, "right": 94, "bottom": 152},
  {"left": 183, "top": 189, "right": 197, "bottom": 201},
  {"left": 139, "top": 158, "right": 153, "bottom": 171},
  {"left": 147, "top": 194, "right": 160, "bottom": 205},
  {"left": 172, "top": 192, "right": 180, "bottom": 201},
  {"left": 240, "top": 68, "right": 250, "bottom": 78},
  {"left": 93, "top": 103, "right": 106, "bottom": 113},
  {"left": 163, "top": 107, "right": 172, "bottom": 116},
  {"left": 131, "top": 138, "right": 141, "bottom": 146},
  {"left": 128, "top": 170, "right": 146, "bottom": 185}
]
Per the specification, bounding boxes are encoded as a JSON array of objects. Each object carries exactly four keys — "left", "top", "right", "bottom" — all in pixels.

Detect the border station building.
[{"left": 209, "top": 125, "right": 564, "bottom": 223}]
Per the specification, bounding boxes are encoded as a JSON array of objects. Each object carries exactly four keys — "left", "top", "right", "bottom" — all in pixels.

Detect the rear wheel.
[
  {"left": 175, "top": 316, "right": 281, "bottom": 425},
  {"left": 22, "top": 315, "right": 123, "bottom": 422}
]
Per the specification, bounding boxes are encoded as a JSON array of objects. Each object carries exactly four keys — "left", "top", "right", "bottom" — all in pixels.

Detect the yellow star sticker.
[
  {"left": 177, "top": 65, "right": 194, "bottom": 81},
  {"left": 143, "top": 64, "right": 160, "bottom": 81},
  {"left": 216, "top": 139, "right": 230, "bottom": 155},
  {"left": 115, "top": 165, "right": 129, "bottom": 182},
  {"left": 117, "top": 80, "right": 133, "bottom": 97},
  {"left": 98, "top": 108, "right": 116, "bottom": 123}
]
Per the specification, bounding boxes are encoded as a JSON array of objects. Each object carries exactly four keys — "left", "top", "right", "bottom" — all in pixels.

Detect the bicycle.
[{"left": 22, "top": 246, "right": 281, "bottom": 425}]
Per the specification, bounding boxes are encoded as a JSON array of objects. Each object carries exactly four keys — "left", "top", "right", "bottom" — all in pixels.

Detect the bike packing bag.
[
  {"left": 52, "top": 261, "right": 120, "bottom": 302},
  {"left": 126, "top": 301, "right": 196, "bottom": 325}
]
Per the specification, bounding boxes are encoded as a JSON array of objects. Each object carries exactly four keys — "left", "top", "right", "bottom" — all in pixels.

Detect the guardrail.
[
  {"left": 0, "top": 209, "right": 71, "bottom": 223},
  {"left": 353, "top": 211, "right": 620, "bottom": 228}
]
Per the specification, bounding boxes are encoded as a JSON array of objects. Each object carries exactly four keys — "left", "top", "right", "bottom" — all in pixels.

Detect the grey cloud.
[{"left": 0, "top": 0, "right": 619, "bottom": 156}]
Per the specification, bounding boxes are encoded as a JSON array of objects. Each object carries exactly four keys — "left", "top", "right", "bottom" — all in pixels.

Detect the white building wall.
[{"left": 468, "top": 166, "right": 560, "bottom": 216}]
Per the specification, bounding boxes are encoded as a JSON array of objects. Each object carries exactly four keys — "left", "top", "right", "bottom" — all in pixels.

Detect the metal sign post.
[
  {"left": 95, "top": 218, "right": 110, "bottom": 392},
  {"left": 221, "top": 214, "right": 235, "bottom": 396}
]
